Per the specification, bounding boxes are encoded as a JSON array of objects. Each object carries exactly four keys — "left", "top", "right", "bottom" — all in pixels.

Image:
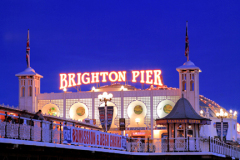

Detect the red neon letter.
[
  {"left": 109, "top": 71, "right": 118, "bottom": 82},
  {"left": 140, "top": 70, "right": 145, "bottom": 83},
  {"left": 91, "top": 72, "right": 100, "bottom": 83},
  {"left": 154, "top": 70, "right": 163, "bottom": 86},
  {"left": 132, "top": 71, "right": 140, "bottom": 82},
  {"left": 68, "top": 73, "right": 76, "bottom": 87},
  {"left": 100, "top": 72, "right": 109, "bottom": 82},
  {"left": 146, "top": 70, "right": 153, "bottom": 84},
  {"left": 82, "top": 72, "right": 90, "bottom": 84},
  {"left": 77, "top": 73, "right": 82, "bottom": 85},
  {"left": 118, "top": 71, "right": 126, "bottom": 82},
  {"left": 60, "top": 73, "right": 67, "bottom": 89}
]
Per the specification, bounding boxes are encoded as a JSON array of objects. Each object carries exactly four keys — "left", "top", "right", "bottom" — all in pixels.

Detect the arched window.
[
  {"left": 182, "top": 81, "right": 186, "bottom": 91},
  {"left": 190, "top": 81, "right": 194, "bottom": 91},
  {"left": 21, "top": 87, "right": 25, "bottom": 97},
  {"left": 28, "top": 86, "right": 32, "bottom": 96}
]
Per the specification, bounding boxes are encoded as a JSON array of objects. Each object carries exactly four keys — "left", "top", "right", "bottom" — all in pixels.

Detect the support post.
[
  {"left": 147, "top": 137, "right": 150, "bottom": 152},
  {"left": 60, "top": 122, "right": 62, "bottom": 144},
  {"left": 40, "top": 120, "right": 43, "bottom": 142},
  {"left": 18, "top": 114, "right": 21, "bottom": 139},
  {"left": 209, "top": 136, "right": 211, "bottom": 152},
  {"left": 5, "top": 112, "right": 8, "bottom": 138},
  {"left": 30, "top": 118, "right": 33, "bottom": 141},
  {"left": 105, "top": 102, "right": 107, "bottom": 132},
  {"left": 130, "top": 137, "right": 132, "bottom": 152},
  {"left": 221, "top": 118, "right": 223, "bottom": 142},
  {"left": 167, "top": 123, "right": 169, "bottom": 152},
  {"left": 50, "top": 121, "right": 53, "bottom": 143}
]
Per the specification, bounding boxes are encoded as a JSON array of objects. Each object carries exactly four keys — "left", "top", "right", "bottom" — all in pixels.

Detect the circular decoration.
[
  {"left": 76, "top": 107, "right": 85, "bottom": 116},
  {"left": 48, "top": 107, "right": 57, "bottom": 116},
  {"left": 134, "top": 105, "right": 143, "bottom": 115},
  {"left": 163, "top": 104, "right": 173, "bottom": 114}
]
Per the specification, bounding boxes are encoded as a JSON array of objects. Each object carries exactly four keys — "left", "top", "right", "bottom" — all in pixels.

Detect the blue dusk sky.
[{"left": 0, "top": 1, "right": 239, "bottom": 116}]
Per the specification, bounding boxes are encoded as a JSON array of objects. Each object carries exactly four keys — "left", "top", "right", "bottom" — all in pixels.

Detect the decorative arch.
[
  {"left": 42, "top": 103, "right": 60, "bottom": 117},
  {"left": 69, "top": 102, "right": 88, "bottom": 121},
  {"left": 21, "top": 87, "right": 25, "bottom": 97},
  {"left": 127, "top": 100, "right": 147, "bottom": 127},
  {"left": 157, "top": 100, "right": 175, "bottom": 118},
  {"left": 28, "top": 86, "right": 32, "bottom": 96}
]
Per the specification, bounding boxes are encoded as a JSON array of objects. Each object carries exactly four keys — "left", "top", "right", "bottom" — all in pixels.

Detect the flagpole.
[
  {"left": 186, "top": 22, "right": 189, "bottom": 61},
  {"left": 185, "top": 21, "right": 189, "bottom": 62},
  {"left": 26, "top": 29, "right": 30, "bottom": 68}
]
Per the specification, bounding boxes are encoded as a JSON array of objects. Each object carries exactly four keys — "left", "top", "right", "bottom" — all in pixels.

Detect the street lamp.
[
  {"left": 216, "top": 109, "right": 228, "bottom": 142},
  {"left": 98, "top": 92, "right": 113, "bottom": 132}
]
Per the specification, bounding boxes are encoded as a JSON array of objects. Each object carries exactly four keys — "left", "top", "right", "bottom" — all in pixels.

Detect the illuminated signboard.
[{"left": 60, "top": 70, "right": 163, "bottom": 89}]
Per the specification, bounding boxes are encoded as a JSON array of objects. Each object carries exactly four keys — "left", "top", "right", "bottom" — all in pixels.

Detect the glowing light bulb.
[
  {"left": 103, "top": 92, "right": 107, "bottom": 97},
  {"left": 234, "top": 111, "right": 237, "bottom": 116},
  {"left": 135, "top": 118, "right": 140, "bottom": 124},
  {"left": 224, "top": 112, "right": 228, "bottom": 117},
  {"left": 109, "top": 93, "right": 113, "bottom": 99}
]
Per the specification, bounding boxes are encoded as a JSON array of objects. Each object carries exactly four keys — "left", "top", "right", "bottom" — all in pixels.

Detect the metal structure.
[
  {"left": 216, "top": 109, "right": 228, "bottom": 141},
  {"left": 98, "top": 92, "right": 113, "bottom": 132}
]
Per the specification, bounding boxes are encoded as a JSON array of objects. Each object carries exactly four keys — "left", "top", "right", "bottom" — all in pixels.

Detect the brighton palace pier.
[
  {"left": 0, "top": 30, "right": 240, "bottom": 160},
  {"left": 15, "top": 61, "right": 239, "bottom": 141}
]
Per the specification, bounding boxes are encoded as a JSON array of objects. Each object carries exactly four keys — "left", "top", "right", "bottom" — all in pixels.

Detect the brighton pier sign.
[{"left": 60, "top": 69, "right": 163, "bottom": 89}]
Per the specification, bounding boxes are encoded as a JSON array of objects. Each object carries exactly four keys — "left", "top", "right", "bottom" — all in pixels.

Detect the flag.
[
  {"left": 26, "top": 30, "right": 30, "bottom": 68},
  {"left": 185, "top": 22, "right": 189, "bottom": 61}
]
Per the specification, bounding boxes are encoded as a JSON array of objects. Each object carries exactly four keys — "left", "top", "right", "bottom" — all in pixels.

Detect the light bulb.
[
  {"left": 109, "top": 93, "right": 113, "bottom": 99},
  {"left": 103, "top": 92, "right": 107, "bottom": 97}
]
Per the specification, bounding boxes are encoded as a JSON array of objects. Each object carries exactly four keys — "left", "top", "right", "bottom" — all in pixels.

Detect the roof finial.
[
  {"left": 26, "top": 29, "right": 30, "bottom": 68},
  {"left": 185, "top": 21, "right": 189, "bottom": 62}
]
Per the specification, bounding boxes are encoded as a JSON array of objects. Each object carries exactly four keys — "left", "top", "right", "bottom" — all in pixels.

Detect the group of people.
[{"left": 4, "top": 110, "right": 44, "bottom": 125}]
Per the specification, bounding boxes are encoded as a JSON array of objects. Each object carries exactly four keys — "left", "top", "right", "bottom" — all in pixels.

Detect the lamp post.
[
  {"left": 216, "top": 109, "right": 228, "bottom": 142},
  {"left": 98, "top": 92, "right": 113, "bottom": 132}
]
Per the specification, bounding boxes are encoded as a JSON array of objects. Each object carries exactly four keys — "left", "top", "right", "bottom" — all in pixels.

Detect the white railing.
[
  {"left": 126, "top": 137, "right": 240, "bottom": 158},
  {"left": 0, "top": 113, "right": 239, "bottom": 159},
  {"left": 0, "top": 113, "right": 64, "bottom": 143}
]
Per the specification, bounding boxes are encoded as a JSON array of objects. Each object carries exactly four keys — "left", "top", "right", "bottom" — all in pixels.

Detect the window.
[
  {"left": 21, "top": 87, "right": 25, "bottom": 97},
  {"left": 177, "top": 124, "right": 184, "bottom": 137},
  {"left": 187, "top": 124, "right": 193, "bottom": 137},
  {"left": 28, "top": 86, "right": 32, "bottom": 96},
  {"left": 182, "top": 81, "right": 186, "bottom": 91},
  {"left": 190, "top": 81, "right": 194, "bottom": 91}
]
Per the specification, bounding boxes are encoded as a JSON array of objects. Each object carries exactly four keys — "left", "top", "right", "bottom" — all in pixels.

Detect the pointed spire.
[
  {"left": 185, "top": 21, "right": 189, "bottom": 61},
  {"left": 26, "top": 29, "right": 30, "bottom": 68}
]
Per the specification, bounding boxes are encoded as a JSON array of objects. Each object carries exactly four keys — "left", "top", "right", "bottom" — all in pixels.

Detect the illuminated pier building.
[{"left": 14, "top": 31, "right": 239, "bottom": 143}]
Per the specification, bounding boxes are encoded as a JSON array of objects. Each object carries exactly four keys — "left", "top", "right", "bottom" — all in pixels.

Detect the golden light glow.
[{"left": 135, "top": 118, "right": 140, "bottom": 123}]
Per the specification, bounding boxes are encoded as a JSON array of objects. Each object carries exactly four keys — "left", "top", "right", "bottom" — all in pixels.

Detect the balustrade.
[{"left": 0, "top": 112, "right": 239, "bottom": 159}]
